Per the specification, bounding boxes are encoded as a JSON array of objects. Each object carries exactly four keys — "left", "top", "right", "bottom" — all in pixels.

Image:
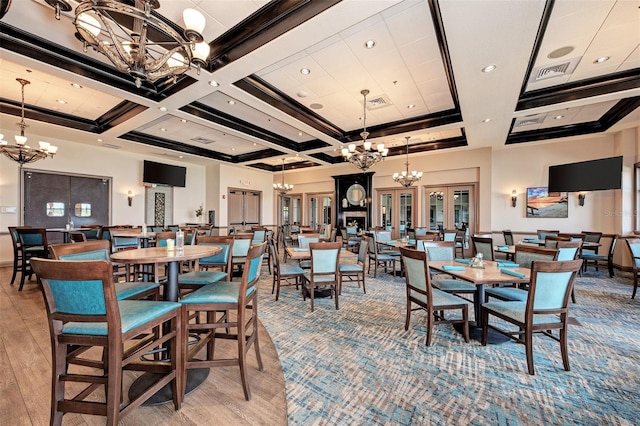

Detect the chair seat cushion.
[
  {"left": 482, "top": 301, "right": 562, "bottom": 325},
  {"left": 432, "top": 278, "right": 475, "bottom": 292},
  {"left": 299, "top": 260, "right": 311, "bottom": 268},
  {"left": 115, "top": 281, "right": 160, "bottom": 300},
  {"left": 179, "top": 270, "right": 227, "bottom": 285},
  {"left": 339, "top": 263, "right": 363, "bottom": 273},
  {"left": 485, "top": 287, "right": 528, "bottom": 301},
  {"left": 432, "top": 288, "right": 472, "bottom": 308},
  {"left": 375, "top": 254, "right": 397, "bottom": 261},
  {"left": 62, "top": 300, "right": 180, "bottom": 336},
  {"left": 181, "top": 281, "right": 255, "bottom": 305},
  {"left": 303, "top": 273, "right": 337, "bottom": 283},
  {"left": 24, "top": 245, "right": 46, "bottom": 253},
  {"left": 232, "top": 256, "right": 247, "bottom": 264},
  {"left": 280, "top": 264, "right": 304, "bottom": 276},
  {"left": 581, "top": 253, "right": 606, "bottom": 260}
]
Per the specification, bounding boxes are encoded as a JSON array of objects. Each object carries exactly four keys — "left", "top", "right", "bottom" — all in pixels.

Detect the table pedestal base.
[
  {"left": 128, "top": 368, "right": 209, "bottom": 406},
  {"left": 453, "top": 322, "right": 510, "bottom": 344}
]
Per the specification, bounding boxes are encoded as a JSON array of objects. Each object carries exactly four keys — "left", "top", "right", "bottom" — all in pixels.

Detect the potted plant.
[{"left": 195, "top": 204, "right": 204, "bottom": 223}]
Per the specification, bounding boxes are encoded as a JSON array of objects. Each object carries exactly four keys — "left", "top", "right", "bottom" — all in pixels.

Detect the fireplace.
[
  {"left": 344, "top": 211, "right": 367, "bottom": 232},
  {"left": 333, "top": 172, "right": 374, "bottom": 230}
]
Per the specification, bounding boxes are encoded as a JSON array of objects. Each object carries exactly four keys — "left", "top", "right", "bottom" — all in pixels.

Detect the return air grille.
[
  {"left": 529, "top": 57, "right": 582, "bottom": 84},
  {"left": 191, "top": 137, "right": 216, "bottom": 144},
  {"left": 366, "top": 94, "right": 392, "bottom": 109}
]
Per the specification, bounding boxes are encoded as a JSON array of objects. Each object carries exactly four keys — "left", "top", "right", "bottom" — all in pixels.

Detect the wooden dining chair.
[
  {"left": 420, "top": 241, "right": 476, "bottom": 296},
  {"left": 625, "top": 237, "right": 640, "bottom": 299},
  {"left": 366, "top": 232, "right": 399, "bottom": 277},
  {"left": 68, "top": 231, "right": 87, "bottom": 242},
  {"left": 302, "top": 242, "right": 342, "bottom": 312},
  {"left": 180, "top": 243, "right": 266, "bottom": 400},
  {"left": 581, "top": 234, "right": 617, "bottom": 278},
  {"left": 482, "top": 259, "right": 583, "bottom": 375},
  {"left": 178, "top": 235, "right": 234, "bottom": 296},
  {"left": 399, "top": 247, "right": 471, "bottom": 346},
  {"left": 16, "top": 227, "right": 48, "bottom": 291},
  {"left": 8, "top": 226, "right": 30, "bottom": 286},
  {"left": 339, "top": 237, "right": 368, "bottom": 295},
  {"left": 269, "top": 237, "right": 304, "bottom": 300},
  {"left": 471, "top": 236, "right": 495, "bottom": 261},
  {"left": 30, "top": 258, "right": 184, "bottom": 425}
]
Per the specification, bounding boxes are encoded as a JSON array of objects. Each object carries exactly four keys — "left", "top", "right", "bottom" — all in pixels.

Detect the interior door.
[
  {"left": 426, "top": 185, "right": 474, "bottom": 234},
  {"left": 307, "top": 193, "right": 333, "bottom": 232},
  {"left": 377, "top": 187, "right": 416, "bottom": 239},
  {"left": 228, "top": 189, "right": 261, "bottom": 229}
]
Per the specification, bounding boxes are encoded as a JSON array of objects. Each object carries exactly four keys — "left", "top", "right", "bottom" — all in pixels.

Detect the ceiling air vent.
[
  {"left": 366, "top": 94, "right": 392, "bottom": 110},
  {"left": 515, "top": 114, "right": 547, "bottom": 127},
  {"left": 529, "top": 57, "right": 582, "bottom": 83},
  {"left": 191, "top": 136, "right": 216, "bottom": 144}
]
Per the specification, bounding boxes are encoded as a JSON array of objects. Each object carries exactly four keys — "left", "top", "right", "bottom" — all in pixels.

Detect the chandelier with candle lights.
[
  {"left": 393, "top": 136, "right": 423, "bottom": 187},
  {"left": 273, "top": 158, "right": 293, "bottom": 195}
]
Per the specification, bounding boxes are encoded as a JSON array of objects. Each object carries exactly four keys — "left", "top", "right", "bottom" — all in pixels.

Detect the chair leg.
[
  {"left": 608, "top": 261, "right": 614, "bottom": 278},
  {"left": 425, "top": 308, "right": 433, "bottom": 346},
  {"left": 461, "top": 306, "right": 469, "bottom": 343},
  {"left": 633, "top": 276, "right": 638, "bottom": 299},
  {"left": 10, "top": 256, "right": 19, "bottom": 285},
  {"left": 404, "top": 301, "right": 411, "bottom": 331},
  {"left": 361, "top": 273, "right": 366, "bottom": 294},
  {"left": 252, "top": 300, "right": 264, "bottom": 373},
  {"left": 525, "top": 328, "right": 535, "bottom": 375},
  {"left": 334, "top": 285, "right": 339, "bottom": 310},
  {"left": 560, "top": 326, "right": 570, "bottom": 372},
  {"left": 481, "top": 310, "right": 489, "bottom": 346}
]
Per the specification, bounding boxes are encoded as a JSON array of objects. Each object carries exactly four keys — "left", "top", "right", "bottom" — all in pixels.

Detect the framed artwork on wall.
[{"left": 526, "top": 187, "right": 568, "bottom": 218}]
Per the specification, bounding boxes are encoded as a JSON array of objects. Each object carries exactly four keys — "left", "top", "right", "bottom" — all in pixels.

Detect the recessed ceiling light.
[
  {"left": 180, "top": 119, "right": 187, "bottom": 123},
  {"left": 365, "top": 40, "right": 376, "bottom": 49},
  {"left": 482, "top": 65, "right": 497, "bottom": 73},
  {"left": 300, "top": 68, "right": 311, "bottom": 75},
  {"left": 160, "top": 128, "right": 167, "bottom": 132},
  {"left": 159, "top": 106, "right": 167, "bottom": 111},
  {"left": 298, "top": 132, "right": 303, "bottom": 136},
  {"left": 482, "top": 118, "right": 492, "bottom": 123},
  {"left": 97, "top": 138, "right": 102, "bottom": 142},
  {"left": 209, "top": 80, "right": 219, "bottom": 87},
  {"left": 407, "top": 104, "right": 415, "bottom": 109},
  {"left": 253, "top": 142, "right": 257, "bottom": 146},
  {"left": 227, "top": 100, "right": 235, "bottom": 105},
  {"left": 179, "top": 155, "right": 183, "bottom": 159},
  {"left": 594, "top": 56, "right": 610, "bottom": 64},
  {"left": 56, "top": 99, "right": 67, "bottom": 104},
  {"left": 297, "top": 91, "right": 308, "bottom": 98},
  {"left": 554, "top": 115, "right": 564, "bottom": 120},
  {"left": 231, "top": 147, "right": 236, "bottom": 151},
  {"left": 70, "top": 83, "right": 82, "bottom": 89}
]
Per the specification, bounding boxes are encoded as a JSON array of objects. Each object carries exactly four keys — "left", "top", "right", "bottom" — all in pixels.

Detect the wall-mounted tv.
[
  {"left": 143, "top": 160, "right": 186, "bottom": 187},
  {"left": 548, "top": 156, "right": 622, "bottom": 192}
]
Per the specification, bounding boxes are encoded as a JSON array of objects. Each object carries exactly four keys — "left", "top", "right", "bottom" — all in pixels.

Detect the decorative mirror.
[{"left": 346, "top": 184, "right": 366, "bottom": 205}]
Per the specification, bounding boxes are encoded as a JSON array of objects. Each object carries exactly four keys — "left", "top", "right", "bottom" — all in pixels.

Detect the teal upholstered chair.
[
  {"left": 366, "top": 233, "right": 398, "bottom": 277},
  {"left": 544, "top": 235, "right": 570, "bottom": 248},
  {"left": 421, "top": 241, "right": 476, "bottom": 296},
  {"left": 375, "top": 230, "right": 401, "bottom": 257},
  {"left": 580, "top": 231, "right": 602, "bottom": 255},
  {"left": 297, "top": 235, "right": 320, "bottom": 269},
  {"left": 339, "top": 237, "right": 368, "bottom": 295},
  {"left": 181, "top": 242, "right": 267, "bottom": 400},
  {"left": 442, "top": 229, "right": 458, "bottom": 242},
  {"left": 482, "top": 259, "right": 583, "bottom": 375},
  {"left": 49, "top": 240, "right": 160, "bottom": 301},
  {"left": 231, "top": 234, "right": 253, "bottom": 273},
  {"left": 80, "top": 225, "right": 102, "bottom": 240},
  {"left": 625, "top": 237, "right": 640, "bottom": 299},
  {"left": 399, "top": 247, "right": 471, "bottom": 346},
  {"left": 178, "top": 235, "right": 234, "bottom": 296},
  {"left": 269, "top": 237, "right": 304, "bottom": 300},
  {"left": 8, "top": 226, "right": 30, "bottom": 286},
  {"left": 581, "top": 234, "right": 617, "bottom": 278},
  {"left": 30, "top": 258, "right": 184, "bottom": 424},
  {"left": 302, "top": 242, "right": 342, "bottom": 312},
  {"left": 471, "top": 236, "right": 495, "bottom": 261},
  {"left": 537, "top": 229, "right": 559, "bottom": 241},
  {"left": 16, "top": 227, "right": 48, "bottom": 291},
  {"left": 484, "top": 245, "right": 558, "bottom": 302}
]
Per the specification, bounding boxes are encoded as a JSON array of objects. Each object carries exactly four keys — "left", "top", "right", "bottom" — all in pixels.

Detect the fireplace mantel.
[{"left": 333, "top": 172, "right": 374, "bottom": 230}]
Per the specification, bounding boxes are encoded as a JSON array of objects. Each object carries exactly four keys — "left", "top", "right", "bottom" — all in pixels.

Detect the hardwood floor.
[{"left": 0, "top": 266, "right": 288, "bottom": 425}]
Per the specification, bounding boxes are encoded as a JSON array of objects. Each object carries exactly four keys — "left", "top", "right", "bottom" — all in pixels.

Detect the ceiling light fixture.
[
  {"left": 365, "top": 40, "right": 376, "bottom": 49},
  {"left": 300, "top": 68, "right": 311, "bottom": 75},
  {"left": 482, "top": 64, "right": 497, "bottom": 73},
  {"left": 1, "top": 78, "right": 58, "bottom": 166},
  {"left": 273, "top": 158, "right": 293, "bottom": 195},
  {"left": 594, "top": 56, "right": 610, "bottom": 64},
  {"left": 393, "top": 136, "right": 423, "bottom": 187},
  {"left": 341, "top": 89, "right": 388, "bottom": 172},
  {"left": 46, "top": 0, "right": 210, "bottom": 89}
]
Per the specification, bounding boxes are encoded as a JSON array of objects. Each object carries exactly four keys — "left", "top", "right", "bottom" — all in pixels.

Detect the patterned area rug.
[{"left": 257, "top": 268, "right": 640, "bottom": 425}]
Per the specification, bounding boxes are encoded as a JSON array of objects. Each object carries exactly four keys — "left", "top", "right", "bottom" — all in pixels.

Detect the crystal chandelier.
[
  {"left": 1, "top": 78, "right": 58, "bottom": 166},
  {"left": 273, "top": 159, "right": 293, "bottom": 195},
  {"left": 46, "top": 0, "right": 210, "bottom": 88},
  {"left": 393, "top": 136, "right": 423, "bottom": 187},
  {"left": 341, "top": 89, "right": 388, "bottom": 172}
]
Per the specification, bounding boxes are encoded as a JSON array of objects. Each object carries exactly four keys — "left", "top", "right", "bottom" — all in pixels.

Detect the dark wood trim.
[
  {"left": 427, "top": 0, "right": 461, "bottom": 110},
  {"left": 518, "top": 0, "right": 556, "bottom": 96},
  {"left": 0, "top": 96, "right": 97, "bottom": 132},
  {"left": 206, "top": 0, "right": 341, "bottom": 72},
  {"left": 248, "top": 160, "right": 319, "bottom": 172},
  {"left": 96, "top": 101, "right": 148, "bottom": 131}
]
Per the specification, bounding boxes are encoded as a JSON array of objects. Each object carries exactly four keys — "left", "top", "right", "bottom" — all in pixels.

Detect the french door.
[
  {"left": 228, "top": 189, "right": 261, "bottom": 229},
  {"left": 307, "top": 193, "right": 333, "bottom": 232},
  {"left": 425, "top": 185, "right": 475, "bottom": 235},
  {"left": 377, "top": 187, "right": 416, "bottom": 240}
]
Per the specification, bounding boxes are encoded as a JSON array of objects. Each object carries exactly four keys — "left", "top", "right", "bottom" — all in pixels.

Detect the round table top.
[{"left": 110, "top": 245, "right": 220, "bottom": 264}]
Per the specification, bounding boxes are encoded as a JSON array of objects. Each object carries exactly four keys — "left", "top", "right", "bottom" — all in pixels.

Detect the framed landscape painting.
[{"left": 526, "top": 187, "right": 568, "bottom": 218}]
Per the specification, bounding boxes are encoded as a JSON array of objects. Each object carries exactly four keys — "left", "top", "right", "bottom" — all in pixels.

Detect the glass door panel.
[
  {"left": 399, "top": 192, "right": 413, "bottom": 238},
  {"left": 426, "top": 185, "right": 475, "bottom": 237},
  {"left": 377, "top": 188, "right": 416, "bottom": 239}
]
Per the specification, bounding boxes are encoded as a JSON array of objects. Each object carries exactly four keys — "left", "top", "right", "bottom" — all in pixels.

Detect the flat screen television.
[
  {"left": 143, "top": 160, "right": 186, "bottom": 187},
  {"left": 548, "top": 156, "right": 622, "bottom": 192}
]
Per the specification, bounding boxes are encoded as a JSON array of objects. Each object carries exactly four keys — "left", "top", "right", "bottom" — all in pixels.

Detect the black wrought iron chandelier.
[
  {"left": 393, "top": 136, "right": 423, "bottom": 187},
  {"left": 341, "top": 89, "right": 388, "bottom": 172},
  {"left": 0, "top": 78, "right": 58, "bottom": 166},
  {"left": 273, "top": 159, "right": 293, "bottom": 195},
  {"left": 46, "top": 0, "right": 210, "bottom": 88}
]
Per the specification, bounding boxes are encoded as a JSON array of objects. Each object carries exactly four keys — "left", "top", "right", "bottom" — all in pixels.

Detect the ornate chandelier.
[
  {"left": 393, "top": 136, "right": 423, "bottom": 187},
  {"left": 273, "top": 159, "right": 293, "bottom": 195},
  {"left": 46, "top": 0, "right": 210, "bottom": 88},
  {"left": 341, "top": 89, "right": 388, "bottom": 172},
  {"left": 1, "top": 78, "right": 58, "bottom": 166}
]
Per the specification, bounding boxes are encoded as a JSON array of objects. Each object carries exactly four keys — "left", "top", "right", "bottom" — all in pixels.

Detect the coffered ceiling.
[{"left": 0, "top": 0, "right": 638, "bottom": 172}]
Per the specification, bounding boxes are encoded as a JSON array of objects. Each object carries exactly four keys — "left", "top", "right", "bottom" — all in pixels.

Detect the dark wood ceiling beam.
[
  {"left": 207, "top": 0, "right": 342, "bottom": 72},
  {"left": 121, "top": 131, "right": 234, "bottom": 162}
]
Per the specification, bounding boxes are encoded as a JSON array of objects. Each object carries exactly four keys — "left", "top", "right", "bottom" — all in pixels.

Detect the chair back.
[
  {"left": 399, "top": 247, "right": 432, "bottom": 306},
  {"left": 556, "top": 241, "right": 582, "bottom": 261},
  {"left": 150, "top": 226, "right": 165, "bottom": 232},
  {"left": 31, "top": 258, "right": 119, "bottom": 332},
  {"left": 17, "top": 227, "right": 48, "bottom": 255},
  {"left": 167, "top": 225, "right": 180, "bottom": 232},
  {"left": 356, "top": 236, "right": 369, "bottom": 265},
  {"left": 414, "top": 228, "right": 428, "bottom": 236},
  {"left": 581, "top": 231, "right": 603, "bottom": 244},
  {"left": 420, "top": 241, "right": 455, "bottom": 261},
  {"left": 232, "top": 234, "right": 253, "bottom": 257},
  {"left": 50, "top": 239, "right": 111, "bottom": 261},
  {"left": 375, "top": 230, "right": 392, "bottom": 242},
  {"left": 309, "top": 242, "right": 341, "bottom": 279},
  {"left": 626, "top": 238, "right": 640, "bottom": 268},
  {"left": 442, "top": 229, "right": 458, "bottom": 242},
  {"left": 543, "top": 235, "right": 571, "bottom": 248},
  {"left": 471, "top": 236, "right": 494, "bottom": 260},
  {"left": 238, "top": 242, "right": 267, "bottom": 304},
  {"left": 415, "top": 234, "right": 439, "bottom": 249},
  {"left": 80, "top": 226, "right": 103, "bottom": 240},
  {"left": 346, "top": 226, "right": 358, "bottom": 236},
  {"left": 8, "top": 226, "right": 29, "bottom": 256},
  {"left": 268, "top": 237, "right": 281, "bottom": 272},
  {"left": 514, "top": 244, "right": 558, "bottom": 268},
  {"left": 329, "top": 228, "right": 338, "bottom": 242},
  {"left": 526, "top": 259, "right": 582, "bottom": 314},
  {"left": 69, "top": 231, "right": 87, "bottom": 243},
  {"left": 155, "top": 231, "right": 176, "bottom": 247},
  {"left": 606, "top": 235, "right": 618, "bottom": 259},
  {"left": 298, "top": 235, "right": 319, "bottom": 249},
  {"left": 196, "top": 235, "right": 234, "bottom": 276},
  {"left": 111, "top": 235, "right": 140, "bottom": 252},
  {"left": 503, "top": 230, "right": 514, "bottom": 246},
  {"left": 252, "top": 229, "right": 267, "bottom": 244},
  {"left": 537, "top": 229, "right": 559, "bottom": 240}
]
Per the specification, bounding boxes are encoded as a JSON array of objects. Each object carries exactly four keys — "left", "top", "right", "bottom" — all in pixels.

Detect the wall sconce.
[
  {"left": 578, "top": 192, "right": 586, "bottom": 206},
  {"left": 511, "top": 190, "right": 517, "bottom": 208},
  {"left": 127, "top": 190, "right": 133, "bottom": 207}
]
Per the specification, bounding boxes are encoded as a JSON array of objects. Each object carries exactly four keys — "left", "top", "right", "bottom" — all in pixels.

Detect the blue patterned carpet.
[{"left": 257, "top": 268, "right": 640, "bottom": 425}]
